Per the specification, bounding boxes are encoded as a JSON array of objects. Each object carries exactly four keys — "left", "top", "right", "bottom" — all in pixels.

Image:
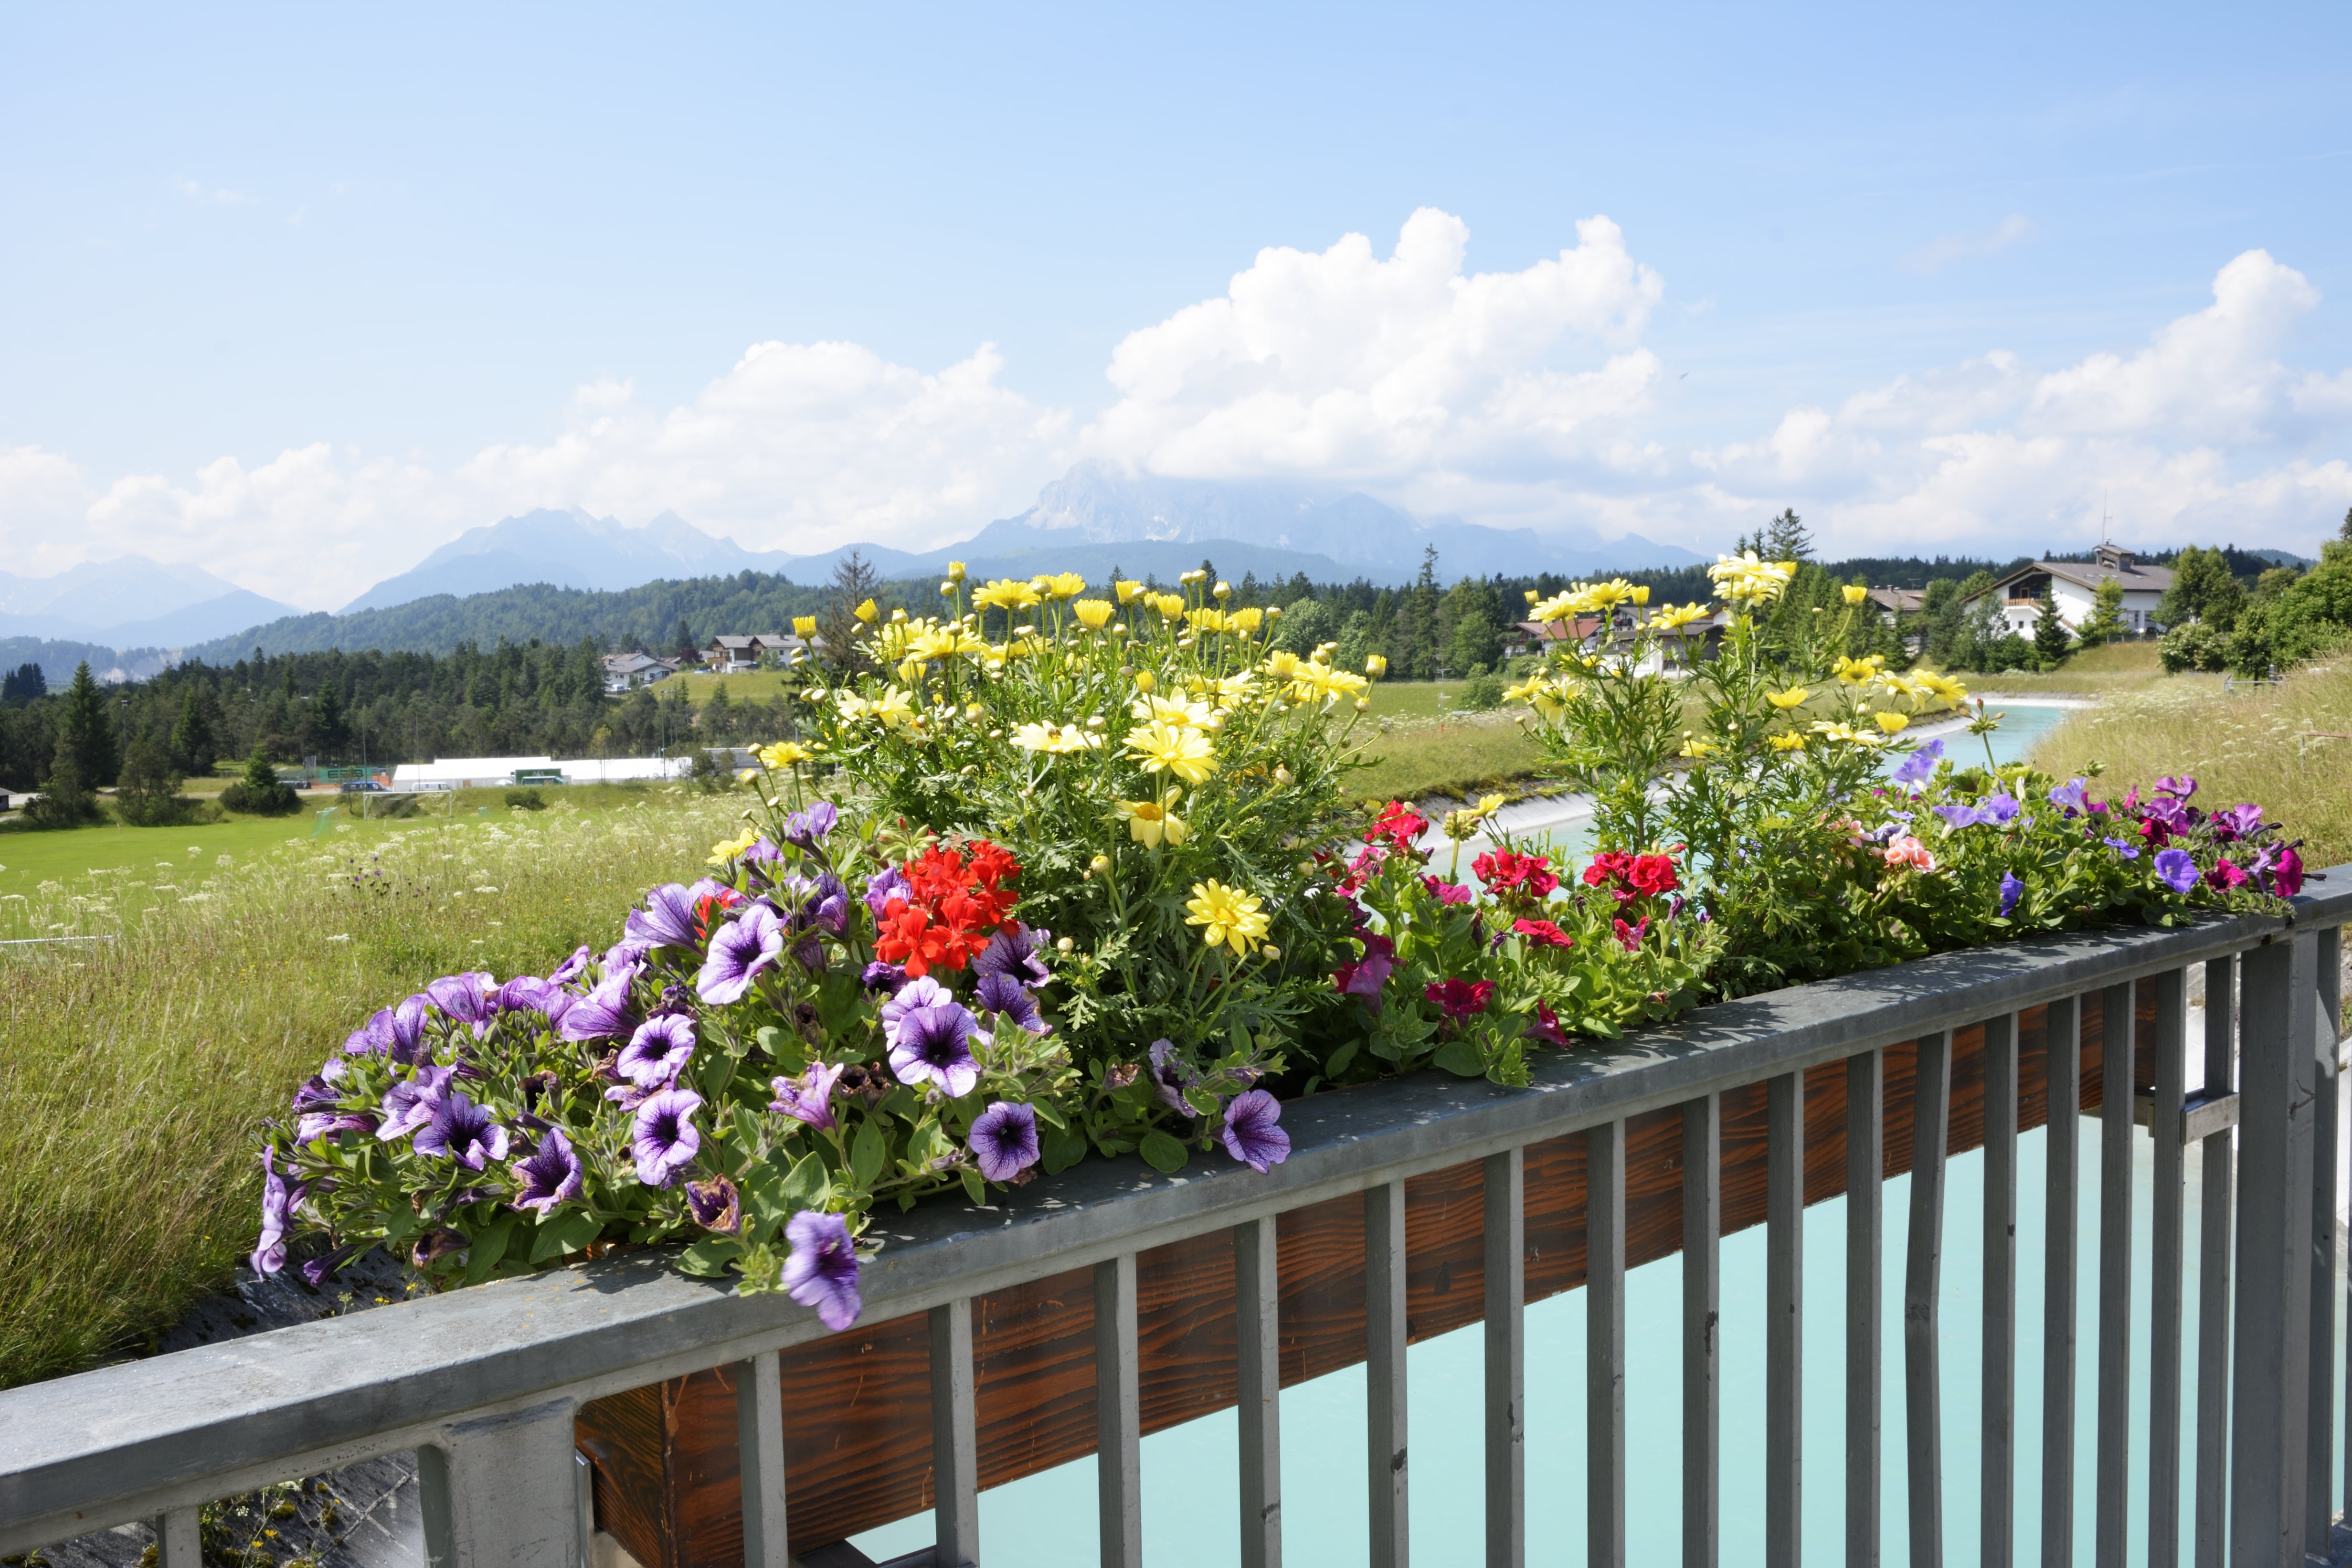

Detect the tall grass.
[
  {"left": 0, "top": 791, "right": 750, "bottom": 1388},
  {"left": 2030, "top": 655, "right": 2352, "bottom": 869}
]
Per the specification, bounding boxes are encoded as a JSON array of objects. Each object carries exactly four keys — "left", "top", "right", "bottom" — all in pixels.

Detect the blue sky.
[{"left": 3, "top": 2, "right": 2348, "bottom": 607}]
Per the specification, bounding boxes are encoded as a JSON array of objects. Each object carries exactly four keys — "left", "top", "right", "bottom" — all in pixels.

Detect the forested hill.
[{"left": 186, "top": 573, "right": 838, "bottom": 661}]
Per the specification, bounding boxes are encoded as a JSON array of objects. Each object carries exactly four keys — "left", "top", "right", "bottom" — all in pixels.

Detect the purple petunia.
[
  {"left": 1219, "top": 1090, "right": 1291, "bottom": 1174},
  {"left": 511, "top": 1128, "right": 584, "bottom": 1216},
  {"left": 425, "top": 972, "right": 497, "bottom": 1026},
  {"left": 495, "top": 975, "right": 571, "bottom": 1025},
  {"left": 550, "top": 944, "right": 595, "bottom": 985},
  {"left": 618, "top": 1013, "right": 698, "bottom": 1087},
  {"left": 2140, "top": 797, "right": 2190, "bottom": 833},
  {"left": 863, "top": 866, "right": 912, "bottom": 922},
  {"left": 631, "top": 1088, "right": 704, "bottom": 1187},
  {"left": 625, "top": 883, "right": 704, "bottom": 950},
  {"left": 297, "top": 1109, "right": 376, "bottom": 1142},
  {"left": 2155, "top": 847, "right": 2200, "bottom": 894},
  {"left": 2155, "top": 774, "right": 2197, "bottom": 800},
  {"left": 975, "top": 970, "right": 1050, "bottom": 1034},
  {"left": 781, "top": 1209, "right": 863, "bottom": 1330},
  {"left": 1998, "top": 872, "right": 2024, "bottom": 919},
  {"left": 800, "top": 873, "right": 851, "bottom": 935},
  {"left": 2102, "top": 836, "right": 2142, "bottom": 860},
  {"left": 697, "top": 903, "right": 785, "bottom": 1006},
  {"left": 860, "top": 959, "right": 908, "bottom": 994},
  {"left": 291, "top": 1071, "right": 343, "bottom": 1115},
  {"left": 782, "top": 801, "right": 839, "bottom": 850},
  {"left": 1146, "top": 1038, "right": 1198, "bottom": 1117},
  {"left": 968, "top": 1101, "right": 1040, "bottom": 1182},
  {"left": 685, "top": 1174, "right": 742, "bottom": 1235},
  {"left": 378, "top": 1064, "right": 457, "bottom": 1141},
  {"left": 413, "top": 1091, "right": 510, "bottom": 1171},
  {"left": 1891, "top": 737, "right": 1945, "bottom": 787},
  {"left": 251, "top": 1149, "right": 292, "bottom": 1276},
  {"left": 883, "top": 981, "right": 982, "bottom": 1097},
  {"left": 2212, "top": 803, "right": 2267, "bottom": 841},
  {"left": 358, "top": 995, "right": 431, "bottom": 1063},
  {"left": 560, "top": 972, "right": 638, "bottom": 1042},
  {"left": 972, "top": 925, "right": 1053, "bottom": 989},
  {"left": 770, "top": 1060, "right": 844, "bottom": 1130},
  {"left": 2048, "top": 779, "right": 2090, "bottom": 816}
]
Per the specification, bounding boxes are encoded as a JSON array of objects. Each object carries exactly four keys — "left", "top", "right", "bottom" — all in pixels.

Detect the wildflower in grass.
[
  {"left": 758, "top": 741, "right": 812, "bottom": 769},
  {"left": 1131, "top": 693, "right": 1214, "bottom": 728},
  {"left": 782, "top": 1209, "right": 863, "bottom": 1330},
  {"left": 414, "top": 1092, "right": 510, "bottom": 1170},
  {"left": 881, "top": 978, "right": 983, "bottom": 1096},
  {"left": 512, "top": 1129, "right": 584, "bottom": 1216},
  {"left": 698, "top": 903, "right": 785, "bottom": 1005},
  {"left": 976, "top": 970, "right": 1050, "bottom": 1034},
  {"left": 1125, "top": 721, "right": 1217, "bottom": 784},
  {"left": 1998, "top": 872, "right": 2024, "bottom": 919},
  {"left": 1425, "top": 978, "right": 1495, "bottom": 1018},
  {"left": 769, "top": 1060, "right": 844, "bottom": 1130},
  {"left": 1185, "top": 879, "right": 1269, "bottom": 955},
  {"left": 562, "top": 972, "right": 639, "bottom": 1041},
  {"left": 1220, "top": 1090, "right": 1291, "bottom": 1173},
  {"left": 708, "top": 827, "right": 761, "bottom": 866},
  {"left": 1115, "top": 793, "right": 1187, "bottom": 848},
  {"left": 2155, "top": 847, "right": 2200, "bottom": 894},
  {"left": 631, "top": 1089, "right": 704, "bottom": 1186},
  {"left": 619, "top": 1013, "right": 698, "bottom": 1087},
  {"left": 1072, "top": 599, "right": 1115, "bottom": 630},
  {"left": 968, "top": 1102, "right": 1041, "bottom": 1182},
  {"left": 686, "top": 1175, "right": 742, "bottom": 1236},
  {"left": 1513, "top": 918, "right": 1575, "bottom": 949}
]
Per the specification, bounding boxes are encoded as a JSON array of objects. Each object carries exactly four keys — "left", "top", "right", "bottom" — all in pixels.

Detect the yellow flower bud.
[
  {"left": 1843, "top": 584, "right": 1869, "bottom": 605},
  {"left": 949, "top": 561, "right": 967, "bottom": 582},
  {"left": 1056, "top": 936, "right": 1075, "bottom": 954},
  {"left": 793, "top": 615, "right": 817, "bottom": 637},
  {"left": 1213, "top": 580, "right": 1231, "bottom": 599},
  {"left": 854, "top": 598, "right": 879, "bottom": 623},
  {"left": 1364, "top": 654, "right": 1388, "bottom": 678},
  {"left": 1134, "top": 670, "right": 1156, "bottom": 692},
  {"left": 1260, "top": 945, "right": 1281, "bottom": 961},
  {"left": 1632, "top": 585, "right": 1651, "bottom": 606},
  {"left": 1090, "top": 853, "right": 1112, "bottom": 873}
]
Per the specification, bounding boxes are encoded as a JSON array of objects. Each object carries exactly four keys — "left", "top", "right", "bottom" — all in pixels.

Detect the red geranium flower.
[
  {"left": 1424, "top": 978, "right": 1495, "bottom": 1018},
  {"left": 1370, "top": 801, "right": 1429, "bottom": 851},
  {"left": 1625, "top": 854, "right": 1680, "bottom": 897},
  {"left": 1582, "top": 850, "right": 1634, "bottom": 888},
  {"left": 1512, "top": 918, "right": 1574, "bottom": 950},
  {"left": 1474, "top": 848, "right": 1560, "bottom": 898}
]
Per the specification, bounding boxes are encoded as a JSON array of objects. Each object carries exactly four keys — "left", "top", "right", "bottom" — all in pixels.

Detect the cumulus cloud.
[
  {"left": 1900, "top": 213, "right": 2033, "bottom": 275},
  {"left": 3, "top": 213, "right": 2349, "bottom": 609}
]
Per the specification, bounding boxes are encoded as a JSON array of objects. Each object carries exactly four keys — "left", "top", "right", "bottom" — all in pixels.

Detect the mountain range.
[{"left": 0, "top": 557, "right": 300, "bottom": 646}]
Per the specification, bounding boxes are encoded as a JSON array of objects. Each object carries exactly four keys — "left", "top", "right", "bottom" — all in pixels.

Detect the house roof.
[
  {"left": 1866, "top": 587, "right": 1925, "bottom": 614},
  {"left": 1963, "top": 552, "right": 2173, "bottom": 607}
]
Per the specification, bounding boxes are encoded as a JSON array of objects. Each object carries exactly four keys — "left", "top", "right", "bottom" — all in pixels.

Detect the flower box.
[{"left": 573, "top": 988, "right": 2141, "bottom": 1563}]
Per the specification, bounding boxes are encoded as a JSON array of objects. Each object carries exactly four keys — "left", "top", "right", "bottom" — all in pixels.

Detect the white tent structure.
[{"left": 389, "top": 755, "right": 697, "bottom": 790}]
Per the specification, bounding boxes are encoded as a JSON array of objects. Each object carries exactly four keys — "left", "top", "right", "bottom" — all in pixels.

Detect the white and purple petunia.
[
  {"left": 1146, "top": 1038, "right": 1198, "bottom": 1117},
  {"left": 781, "top": 1209, "right": 863, "bottom": 1330},
  {"left": 425, "top": 972, "right": 498, "bottom": 1026},
  {"left": 250, "top": 1148, "right": 294, "bottom": 1276},
  {"left": 618, "top": 1013, "right": 698, "bottom": 1087},
  {"left": 881, "top": 977, "right": 982, "bottom": 1097},
  {"left": 685, "top": 1174, "right": 742, "bottom": 1235},
  {"left": 1219, "top": 1090, "right": 1291, "bottom": 1174},
  {"left": 560, "top": 973, "right": 638, "bottom": 1042},
  {"left": 631, "top": 1088, "right": 704, "bottom": 1187},
  {"left": 378, "top": 1065, "right": 458, "bottom": 1142},
  {"left": 697, "top": 902, "right": 785, "bottom": 1006},
  {"left": 511, "top": 1128, "right": 585, "bottom": 1216},
  {"left": 413, "top": 1092, "right": 510, "bottom": 1171},
  {"left": 770, "top": 1060, "right": 844, "bottom": 1130},
  {"left": 967, "top": 1101, "right": 1041, "bottom": 1183},
  {"left": 975, "top": 971, "right": 1050, "bottom": 1035},
  {"left": 625, "top": 883, "right": 704, "bottom": 950}
]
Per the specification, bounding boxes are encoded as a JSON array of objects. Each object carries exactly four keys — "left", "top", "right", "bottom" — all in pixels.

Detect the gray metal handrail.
[{"left": 3, "top": 879, "right": 2348, "bottom": 1568}]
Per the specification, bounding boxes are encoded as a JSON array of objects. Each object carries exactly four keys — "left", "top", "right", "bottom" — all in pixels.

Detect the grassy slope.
[
  {"left": 1968, "top": 638, "right": 2221, "bottom": 698},
  {"left": 2030, "top": 654, "right": 2352, "bottom": 869},
  {"left": 0, "top": 788, "right": 747, "bottom": 1388}
]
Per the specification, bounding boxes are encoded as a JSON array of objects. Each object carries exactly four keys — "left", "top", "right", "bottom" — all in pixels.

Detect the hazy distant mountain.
[
  {"left": 337, "top": 476, "right": 1707, "bottom": 616},
  {"left": 0, "top": 555, "right": 300, "bottom": 646}
]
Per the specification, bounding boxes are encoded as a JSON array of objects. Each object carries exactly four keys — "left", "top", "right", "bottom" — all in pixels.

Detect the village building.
[
  {"left": 1959, "top": 544, "right": 2173, "bottom": 638},
  {"left": 599, "top": 651, "right": 682, "bottom": 693},
  {"left": 700, "top": 634, "right": 806, "bottom": 671}
]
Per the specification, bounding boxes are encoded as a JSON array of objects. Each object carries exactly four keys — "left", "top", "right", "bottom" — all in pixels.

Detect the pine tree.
[
  {"left": 2340, "top": 505, "right": 2351, "bottom": 544},
  {"left": 312, "top": 681, "right": 349, "bottom": 758},
  {"left": 114, "top": 728, "right": 186, "bottom": 826},
  {"left": 1763, "top": 508, "right": 1814, "bottom": 562},
  {"left": 169, "top": 688, "right": 217, "bottom": 775},
  {"left": 1, "top": 662, "right": 45, "bottom": 705},
  {"left": 2032, "top": 584, "right": 2073, "bottom": 665},
  {"left": 26, "top": 730, "right": 99, "bottom": 826},
  {"left": 55, "top": 660, "right": 121, "bottom": 787},
  {"left": 2077, "top": 578, "right": 2127, "bottom": 645}
]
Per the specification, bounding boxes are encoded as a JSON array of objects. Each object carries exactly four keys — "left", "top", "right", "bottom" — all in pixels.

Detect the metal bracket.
[{"left": 2136, "top": 1090, "right": 2240, "bottom": 1144}]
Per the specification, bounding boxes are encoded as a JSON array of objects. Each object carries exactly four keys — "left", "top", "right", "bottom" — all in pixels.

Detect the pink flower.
[
  {"left": 1424, "top": 978, "right": 1495, "bottom": 1019},
  {"left": 1512, "top": 918, "right": 1575, "bottom": 950},
  {"left": 1880, "top": 835, "right": 1936, "bottom": 873},
  {"left": 1610, "top": 916, "right": 1650, "bottom": 952}
]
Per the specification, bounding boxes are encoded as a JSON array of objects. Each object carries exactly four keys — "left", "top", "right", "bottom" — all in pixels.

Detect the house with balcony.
[
  {"left": 1960, "top": 544, "right": 2173, "bottom": 639},
  {"left": 701, "top": 633, "right": 807, "bottom": 672},
  {"left": 599, "top": 652, "right": 681, "bottom": 693}
]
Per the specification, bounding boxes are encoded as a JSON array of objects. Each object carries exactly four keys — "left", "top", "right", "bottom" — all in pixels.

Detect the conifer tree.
[
  {"left": 55, "top": 660, "right": 120, "bottom": 787},
  {"left": 2032, "top": 584, "right": 2073, "bottom": 665},
  {"left": 2077, "top": 578, "right": 2127, "bottom": 645},
  {"left": 169, "top": 688, "right": 216, "bottom": 775}
]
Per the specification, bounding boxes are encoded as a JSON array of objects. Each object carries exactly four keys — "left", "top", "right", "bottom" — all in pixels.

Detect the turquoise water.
[
  {"left": 852, "top": 706, "right": 2297, "bottom": 1563},
  {"left": 856, "top": 1132, "right": 2346, "bottom": 1564}
]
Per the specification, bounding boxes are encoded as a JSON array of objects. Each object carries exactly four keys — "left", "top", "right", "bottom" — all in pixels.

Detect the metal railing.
[{"left": 3, "top": 877, "right": 2348, "bottom": 1568}]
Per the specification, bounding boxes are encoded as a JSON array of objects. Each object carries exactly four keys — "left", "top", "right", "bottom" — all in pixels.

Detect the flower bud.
[
  {"left": 1056, "top": 936, "right": 1076, "bottom": 953},
  {"left": 949, "top": 561, "right": 967, "bottom": 582},
  {"left": 1213, "top": 581, "right": 1231, "bottom": 599},
  {"left": 1090, "top": 853, "right": 1112, "bottom": 873},
  {"left": 1355, "top": 698, "right": 1371, "bottom": 711},
  {"left": 1134, "top": 670, "right": 1157, "bottom": 692},
  {"left": 1274, "top": 765, "right": 1293, "bottom": 784},
  {"left": 1260, "top": 945, "right": 1281, "bottom": 960}
]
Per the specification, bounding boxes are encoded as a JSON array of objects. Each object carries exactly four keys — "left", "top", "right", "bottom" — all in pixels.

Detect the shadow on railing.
[{"left": 2, "top": 879, "right": 2347, "bottom": 1568}]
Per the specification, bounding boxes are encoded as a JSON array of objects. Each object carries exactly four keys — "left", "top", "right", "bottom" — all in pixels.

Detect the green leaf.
[
  {"left": 959, "top": 1166, "right": 987, "bottom": 1206},
  {"left": 1323, "top": 1040, "right": 1359, "bottom": 1077},
  {"left": 529, "top": 1207, "right": 602, "bottom": 1265},
  {"left": 1030, "top": 1098, "right": 1068, "bottom": 1131},
  {"left": 1431, "top": 1037, "right": 1486, "bottom": 1077},
  {"left": 463, "top": 1215, "right": 517, "bottom": 1284},
  {"left": 678, "top": 1236, "right": 745, "bottom": 1277},
  {"left": 1041, "top": 1124, "right": 1089, "bottom": 1174},
  {"left": 781, "top": 1149, "right": 830, "bottom": 1212},
  {"left": 1139, "top": 1132, "right": 1190, "bottom": 1174},
  {"left": 850, "top": 1115, "right": 889, "bottom": 1187}
]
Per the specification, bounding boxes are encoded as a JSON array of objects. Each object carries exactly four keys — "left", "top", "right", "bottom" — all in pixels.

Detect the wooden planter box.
[{"left": 575, "top": 989, "right": 2147, "bottom": 1565}]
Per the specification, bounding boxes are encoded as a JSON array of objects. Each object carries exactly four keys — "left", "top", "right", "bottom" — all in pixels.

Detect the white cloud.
[
  {"left": 1900, "top": 213, "right": 2033, "bottom": 275},
  {"left": 3, "top": 218, "right": 2350, "bottom": 610}
]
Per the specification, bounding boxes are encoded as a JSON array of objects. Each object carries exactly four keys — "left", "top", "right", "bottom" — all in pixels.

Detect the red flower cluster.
[
  {"left": 874, "top": 840, "right": 1022, "bottom": 978},
  {"left": 1369, "top": 800, "right": 1429, "bottom": 852},
  {"left": 1473, "top": 848, "right": 1560, "bottom": 899},
  {"left": 1611, "top": 916, "right": 1650, "bottom": 952},
  {"left": 1581, "top": 850, "right": 1681, "bottom": 901},
  {"left": 1424, "top": 978, "right": 1496, "bottom": 1019},
  {"left": 1511, "top": 918, "right": 1575, "bottom": 950}
]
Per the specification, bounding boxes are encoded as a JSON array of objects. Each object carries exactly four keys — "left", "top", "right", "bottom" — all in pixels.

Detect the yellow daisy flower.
[
  {"left": 1114, "top": 793, "right": 1187, "bottom": 848},
  {"left": 1124, "top": 721, "right": 1218, "bottom": 784},
  {"left": 973, "top": 579, "right": 1043, "bottom": 612},
  {"left": 1072, "top": 599, "right": 1115, "bottom": 630},
  {"left": 1185, "top": 879, "right": 1269, "bottom": 956},
  {"left": 1764, "top": 686, "right": 1810, "bottom": 710}
]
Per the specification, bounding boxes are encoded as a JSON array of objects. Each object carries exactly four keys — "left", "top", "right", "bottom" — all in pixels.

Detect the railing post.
[
  {"left": 2043, "top": 993, "right": 2081, "bottom": 1568},
  {"left": 1367, "top": 1178, "right": 1409, "bottom": 1568},
  {"left": 1848, "top": 1049, "right": 1884, "bottom": 1568},
  {"left": 1767, "top": 1070, "right": 1804, "bottom": 1568},
  {"left": 154, "top": 1507, "right": 201, "bottom": 1568},
  {"left": 2195, "top": 956, "right": 2236, "bottom": 1568},
  {"left": 1484, "top": 1148, "right": 1525, "bottom": 1568},
  {"left": 2095, "top": 982, "right": 2136, "bottom": 1568},
  {"left": 1096, "top": 1253, "right": 1143, "bottom": 1568},
  {"left": 1686, "top": 1092, "right": 1722, "bottom": 1568},
  {"left": 2309, "top": 925, "right": 2343, "bottom": 1563},
  {"left": 1589, "top": 1119, "right": 1627, "bottom": 1568},
  {"left": 417, "top": 1395, "right": 583, "bottom": 1568},
  {"left": 1907, "top": 1029, "right": 1953, "bottom": 1568},
  {"left": 736, "top": 1350, "right": 790, "bottom": 1568},
  {"left": 2147, "top": 971, "right": 2187, "bottom": 1568},
  {"left": 1237, "top": 1218, "right": 1283, "bottom": 1568},
  {"left": 1984, "top": 1016, "right": 2020, "bottom": 1568},
  {"left": 2230, "top": 932, "right": 2320, "bottom": 1568},
  {"left": 931, "top": 1299, "right": 981, "bottom": 1568}
]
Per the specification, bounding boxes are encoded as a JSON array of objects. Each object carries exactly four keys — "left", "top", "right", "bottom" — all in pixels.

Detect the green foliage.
[
  {"left": 169, "top": 687, "right": 218, "bottom": 776},
  {"left": 54, "top": 660, "right": 120, "bottom": 789},
  {"left": 0, "top": 661, "right": 44, "bottom": 705},
  {"left": 113, "top": 729, "right": 199, "bottom": 827},
  {"left": 504, "top": 787, "right": 548, "bottom": 810},
  {"left": 1456, "top": 671, "right": 1505, "bottom": 711},
  {"left": 2077, "top": 578, "right": 2128, "bottom": 646},
  {"left": 220, "top": 750, "right": 300, "bottom": 816},
  {"left": 21, "top": 734, "right": 99, "bottom": 828},
  {"left": 2159, "top": 546, "right": 2246, "bottom": 632},
  {"left": 2159, "top": 621, "right": 2229, "bottom": 674},
  {"left": 2223, "top": 541, "right": 2352, "bottom": 678},
  {"left": 2032, "top": 585, "right": 2073, "bottom": 666}
]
